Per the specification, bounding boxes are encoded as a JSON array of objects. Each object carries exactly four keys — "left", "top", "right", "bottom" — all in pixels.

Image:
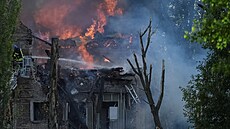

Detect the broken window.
[
  {"left": 30, "top": 101, "right": 48, "bottom": 122},
  {"left": 109, "top": 106, "right": 118, "bottom": 120},
  {"left": 100, "top": 102, "right": 118, "bottom": 129}
]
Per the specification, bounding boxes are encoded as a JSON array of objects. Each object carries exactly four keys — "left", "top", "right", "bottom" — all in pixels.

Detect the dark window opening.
[
  {"left": 100, "top": 102, "right": 118, "bottom": 129},
  {"left": 33, "top": 102, "right": 48, "bottom": 121}
]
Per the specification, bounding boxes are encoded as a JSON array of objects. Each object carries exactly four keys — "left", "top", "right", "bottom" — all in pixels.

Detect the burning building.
[
  {"left": 10, "top": 0, "right": 153, "bottom": 128},
  {"left": 12, "top": 0, "right": 202, "bottom": 128},
  {"left": 21, "top": 0, "right": 135, "bottom": 68},
  {"left": 10, "top": 21, "right": 142, "bottom": 129}
]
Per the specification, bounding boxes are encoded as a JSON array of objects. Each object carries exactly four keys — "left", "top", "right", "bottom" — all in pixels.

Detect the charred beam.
[
  {"left": 32, "top": 35, "right": 52, "bottom": 46},
  {"left": 48, "top": 38, "right": 59, "bottom": 129}
]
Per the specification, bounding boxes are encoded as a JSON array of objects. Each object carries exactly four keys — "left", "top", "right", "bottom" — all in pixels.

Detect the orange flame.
[
  {"left": 102, "top": 55, "right": 113, "bottom": 63},
  {"left": 85, "top": 20, "right": 97, "bottom": 39},
  {"left": 77, "top": 0, "right": 122, "bottom": 67},
  {"left": 34, "top": 0, "right": 122, "bottom": 40},
  {"left": 34, "top": 0, "right": 82, "bottom": 40},
  {"left": 95, "top": 0, "right": 123, "bottom": 34},
  {"left": 33, "top": 0, "right": 123, "bottom": 68},
  {"left": 104, "top": 57, "right": 111, "bottom": 63},
  {"left": 78, "top": 36, "right": 94, "bottom": 68},
  {"left": 105, "top": 0, "right": 117, "bottom": 15},
  {"left": 96, "top": 4, "right": 107, "bottom": 34},
  {"left": 58, "top": 26, "right": 82, "bottom": 40},
  {"left": 107, "top": 0, "right": 123, "bottom": 15}
]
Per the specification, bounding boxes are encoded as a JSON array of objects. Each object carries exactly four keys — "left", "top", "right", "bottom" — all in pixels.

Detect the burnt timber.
[{"left": 11, "top": 22, "right": 142, "bottom": 129}]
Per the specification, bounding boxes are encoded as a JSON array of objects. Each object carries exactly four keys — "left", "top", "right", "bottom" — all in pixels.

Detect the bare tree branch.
[
  {"left": 133, "top": 53, "right": 146, "bottom": 89},
  {"left": 127, "top": 59, "right": 139, "bottom": 75},
  {"left": 133, "top": 53, "right": 141, "bottom": 75},
  {"left": 139, "top": 31, "right": 149, "bottom": 88},
  {"left": 148, "top": 64, "right": 153, "bottom": 88},
  {"left": 140, "top": 19, "right": 152, "bottom": 37},
  {"left": 139, "top": 32, "right": 145, "bottom": 56},
  {"left": 141, "top": 51, "right": 149, "bottom": 88},
  {"left": 127, "top": 19, "right": 165, "bottom": 129},
  {"left": 156, "top": 60, "right": 165, "bottom": 111},
  {"left": 145, "top": 20, "right": 152, "bottom": 54}
]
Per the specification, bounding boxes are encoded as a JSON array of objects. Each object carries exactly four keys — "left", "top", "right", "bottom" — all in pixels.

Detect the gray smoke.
[
  {"left": 106, "top": 0, "right": 206, "bottom": 128},
  {"left": 21, "top": 0, "right": 206, "bottom": 128}
]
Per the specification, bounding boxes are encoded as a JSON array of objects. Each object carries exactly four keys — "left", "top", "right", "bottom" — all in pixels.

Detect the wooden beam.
[{"left": 49, "top": 38, "right": 59, "bottom": 129}]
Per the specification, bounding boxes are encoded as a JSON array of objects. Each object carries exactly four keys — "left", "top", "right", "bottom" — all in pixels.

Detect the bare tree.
[{"left": 127, "top": 19, "right": 165, "bottom": 129}]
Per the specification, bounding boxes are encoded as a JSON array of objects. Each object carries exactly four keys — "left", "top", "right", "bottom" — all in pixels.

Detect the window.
[
  {"left": 30, "top": 101, "right": 48, "bottom": 122},
  {"left": 109, "top": 106, "right": 118, "bottom": 120}
]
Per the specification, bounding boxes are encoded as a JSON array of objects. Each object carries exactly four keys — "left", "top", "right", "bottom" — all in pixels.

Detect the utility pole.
[{"left": 49, "top": 38, "right": 59, "bottom": 129}]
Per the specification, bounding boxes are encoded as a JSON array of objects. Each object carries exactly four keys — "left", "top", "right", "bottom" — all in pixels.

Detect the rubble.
[
  {"left": 11, "top": 22, "right": 141, "bottom": 129},
  {"left": 35, "top": 61, "right": 137, "bottom": 129}
]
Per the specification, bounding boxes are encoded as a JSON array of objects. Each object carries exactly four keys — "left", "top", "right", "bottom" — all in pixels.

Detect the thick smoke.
[
  {"left": 21, "top": 0, "right": 205, "bottom": 128},
  {"left": 107, "top": 0, "right": 206, "bottom": 128},
  {"left": 21, "top": 0, "right": 101, "bottom": 32},
  {"left": 110, "top": 0, "right": 205, "bottom": 128}
]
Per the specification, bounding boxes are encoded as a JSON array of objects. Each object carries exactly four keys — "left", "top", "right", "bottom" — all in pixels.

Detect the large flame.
[
  {"left": 34, "top": 0, "right": 82, "bottom": 40},
  {"left": 96, "top": 0, "right": 123, "bottom": 33},
  {"left": 34, "top": 0, "right": 123, "bottom": 67},
  {"left": 85, "top": 20, "right": 97, "bottom": 39},
  {"left": 105, "top": 0, "right": 122, "bottom": 16}
]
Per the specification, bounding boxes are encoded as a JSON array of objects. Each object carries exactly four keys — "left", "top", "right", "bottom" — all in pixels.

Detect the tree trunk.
[
  {"left": 146, "top": 87, "right": 163, "bottom": 129},
  {"left": 153, "top": 110, "right": 162, "bottom": 129},
  {"left": 127, "top": 19, "right": 165, "bottom": 129}
]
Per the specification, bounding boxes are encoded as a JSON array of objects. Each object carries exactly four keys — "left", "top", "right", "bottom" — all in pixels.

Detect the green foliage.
[
  {"left": 182, "top": 54, "right": 230, "bottom": 129},
  {"left": 0, "top": 0, "right": 21, "bottom": 128},
  {"left": 182, "top": 0, "right": 230, "bottom": 128},
  {"left": 185, "top": 0, "right": 230, "bottom": 51}
]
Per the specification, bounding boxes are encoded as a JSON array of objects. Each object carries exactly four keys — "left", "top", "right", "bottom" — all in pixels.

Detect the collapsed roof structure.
[{"left": 11, "top": 22, "right": 142, "bottom": 129}]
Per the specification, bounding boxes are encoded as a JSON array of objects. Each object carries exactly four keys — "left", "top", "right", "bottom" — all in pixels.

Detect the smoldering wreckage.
[{"left": 9, "top": 22, "right": 161, "bottom": 129}]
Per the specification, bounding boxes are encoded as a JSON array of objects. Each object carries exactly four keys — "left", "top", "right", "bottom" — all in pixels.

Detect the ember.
[{"left": 103, "top": 56, "right": 111, "bottom": 63}]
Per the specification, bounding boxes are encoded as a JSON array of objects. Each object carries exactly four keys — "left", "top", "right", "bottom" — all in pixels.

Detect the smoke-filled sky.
[{"left": 21, "top": 0, "right": 205, "bottom": 128}]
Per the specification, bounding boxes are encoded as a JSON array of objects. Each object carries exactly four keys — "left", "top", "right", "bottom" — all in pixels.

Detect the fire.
[
  {"left": 96, "top": 5, "right": 107, "bottom": 34},
  {"left": 58, "top": 26, "right": 82, "bottom": 40},
  {"left": 33, "top": 0, "right": 124, "bottom": 67},
  {"left": 85, "top": 20, "right": 97, "bottom": 39},
  {"left": 103, "top": 56, "right": 111, "bottom": 63},
  {"left": 96, "top": 0, "right": 123, "bottom": 33},
  {"left": 105, "top": 0, "right": 117, "bottom": 15},
  {"left": 78, "top": 36, "right": 94, "bottom": 68},
  {"left": 104, "top": 58, "right": 111, "bottom": 63},
  {"left": 77, "top": 0, "right": 122, "bottom": 67},
  {"left": 105, "top": 0, "right": 123, "bottom": 16},
  {"left": 34, "top": 0, "right": 82, "bottom": 40}
]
